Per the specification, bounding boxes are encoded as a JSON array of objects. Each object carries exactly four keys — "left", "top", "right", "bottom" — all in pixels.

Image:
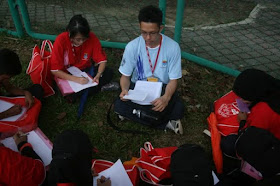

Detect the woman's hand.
[
  {"left": 76, "top": 76, "right": 89, "bottom": 84},
  {"left": 238, "top": 112, "right": 247, "bottom": 122},
  {"left": 93, "top": 73, "right": 102, "bottom": 84}
]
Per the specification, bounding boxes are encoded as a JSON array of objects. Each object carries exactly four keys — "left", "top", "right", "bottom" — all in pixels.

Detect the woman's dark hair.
[
  {"left": 0, "top": 49, "right": 22, "bottom": 76},
  {"left": 138, "top": 5, "right": 163, "bottom": 27},
  {"left": 66, "top": 15, "right": 90, "bottom": 38},
  {"left": 233, "top": 68, "right": 280, "bottom": 114}
]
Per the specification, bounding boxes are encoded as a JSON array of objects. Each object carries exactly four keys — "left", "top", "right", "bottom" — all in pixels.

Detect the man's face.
[{"left": 140, "top": 22, "right": 163, "bottom": 48}]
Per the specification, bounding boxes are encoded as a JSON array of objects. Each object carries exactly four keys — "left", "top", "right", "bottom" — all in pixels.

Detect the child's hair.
[
  {"left": 0, "top": 49, "right": 22, "bottom": 76},
  {"left": 66, "top": 15, "right": 90, "bottom": 39},
  {"left": 138, "top": 5, "right": 163, "bottom": 27}
]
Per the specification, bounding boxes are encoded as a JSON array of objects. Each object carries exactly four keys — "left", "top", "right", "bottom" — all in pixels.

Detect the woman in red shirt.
[
  {"left": 233, "top": 68, "right": 280, "bottom": 139},
  {"left": 221, "top": 69, "right": 280, "bottom": 158},
  {"left": 50, "top": 15, "right": 113, "bottom": 94}
]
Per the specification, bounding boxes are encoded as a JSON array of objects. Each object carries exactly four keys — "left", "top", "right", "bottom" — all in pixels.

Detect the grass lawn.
[{"left": 0, "top": 33, "right": 235, "bottom": 163}]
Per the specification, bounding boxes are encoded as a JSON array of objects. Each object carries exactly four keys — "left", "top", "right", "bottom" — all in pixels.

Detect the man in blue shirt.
[{"left": 115, "top": 5, "right": 184, "bottom": 134}]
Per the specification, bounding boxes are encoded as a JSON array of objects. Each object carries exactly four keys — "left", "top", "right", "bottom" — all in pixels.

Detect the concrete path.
[{"left": 0, "top": 1, "right": 279, "bottom": 78}]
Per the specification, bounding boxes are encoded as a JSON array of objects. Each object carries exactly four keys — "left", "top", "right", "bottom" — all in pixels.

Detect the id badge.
[{"left": 147, "top": 77, "right": 158, "bottom": 82}]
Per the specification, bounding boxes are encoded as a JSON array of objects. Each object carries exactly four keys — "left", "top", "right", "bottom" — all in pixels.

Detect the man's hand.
[
  {"left": 97, "top": 176, "right": 111, "bottom": 186},
  {"left": 24, "top": 91, "right": 34, "bottom": 109},
  {"left": 238, "top": 112, "right": 247, "bottom": 122},
  {"left": 119, "top": 89, "right": 129, "bottom": 101},
  {"left": 76, "top": 76, "right": 89, "bottom": 85},
  {"left": 151, "top": 95, "right": 169, "bottom": 112},
  {"left": 13, "top": 131, "right": 27, "bottom": 146}
]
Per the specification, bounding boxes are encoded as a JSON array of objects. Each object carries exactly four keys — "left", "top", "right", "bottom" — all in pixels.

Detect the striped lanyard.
[{"left": 145, "top": 35, "right": 162, "bottom": 75}]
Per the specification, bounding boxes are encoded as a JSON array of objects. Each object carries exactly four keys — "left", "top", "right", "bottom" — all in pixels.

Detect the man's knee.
[{"left": 169, "top": 99, "right": 185, "bottom": 120}]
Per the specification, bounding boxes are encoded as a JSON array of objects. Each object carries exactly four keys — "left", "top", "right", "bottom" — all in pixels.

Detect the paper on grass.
[
  {"left": 1, "top": 128, "right": 53, "bottom": 166},
  {"left": 123, "top": 90, "right": 148, "bottom": 102},
  {"left": 0, "top": 99, "right": 27, "bottom": 122},
  {"left": 132, "top": 81, "right": 163, "bottom": 105},
  {"left": 93, "top": 159, "right": 132, "bottom": 186}
]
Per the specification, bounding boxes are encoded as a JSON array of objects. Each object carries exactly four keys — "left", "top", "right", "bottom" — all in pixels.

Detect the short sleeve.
[
  {"left": 168, "top": 42, "right": 182, "bottom": 80},
  {"left": 119, "top": 41, "right": 137, "bottom": 76},
  {"left": 50, "top": 34, "right": 66, "bottom": 71},
  {"left": 247, "top": 103, "right": 273, "bottom": 130},
  {"left": 90, "top": 33, "right": 107, "bottom": 64}
]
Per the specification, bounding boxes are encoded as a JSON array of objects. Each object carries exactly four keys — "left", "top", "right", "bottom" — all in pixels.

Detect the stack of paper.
[{"left": 124, "top": 81, "right": 162, "bottom": 105}]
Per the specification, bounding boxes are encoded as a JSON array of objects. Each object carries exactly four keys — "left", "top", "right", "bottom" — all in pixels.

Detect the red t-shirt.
[
  {"left": 0, "top": 146, "right": 45, "bottom": 186},
  {"left": 247, "top": 102, "right": 280, "bottom": 139},
  {"left": 50, "top": 32, "right": 107, "bottom": 71}
]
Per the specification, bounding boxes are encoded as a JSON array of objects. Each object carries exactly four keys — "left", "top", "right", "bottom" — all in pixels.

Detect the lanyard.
[{"left": 145, "top": 35, "right": 162, "bottom": 75}]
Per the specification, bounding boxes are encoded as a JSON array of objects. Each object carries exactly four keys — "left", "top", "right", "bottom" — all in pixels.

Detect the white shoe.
[
  {"left": 166, "top": 120, "right": 183, "bottom": 134},
  {"left": 118, "top": 115, "right": 125, "bottom": 121}
]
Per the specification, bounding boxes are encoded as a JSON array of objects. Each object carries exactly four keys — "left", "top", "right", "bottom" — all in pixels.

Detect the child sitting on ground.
[{"left": 0, "top": 48, "right": 43, "bottom": 120}]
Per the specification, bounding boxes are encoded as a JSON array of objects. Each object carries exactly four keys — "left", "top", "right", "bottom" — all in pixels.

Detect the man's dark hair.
[
  {"left": 138, "top": 5, "right": 163, "bottom": 27},
  {"left": 66, "top": 14, "right": 90, "bottom": 38},
  {"left": 0, "top": 49, "right": 22, "bottom": 76}
]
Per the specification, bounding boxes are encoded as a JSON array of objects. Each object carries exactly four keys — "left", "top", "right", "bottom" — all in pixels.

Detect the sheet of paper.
[
  {"left": 0, "top": 99, "right": 27, "bottom": 121},
  {"left": 132, "top": 81, "right": 163, "bottom": 105},
  {"left": 1, "top": 129, "right": 53, "bottom": 166},
  {"left": 68, "top": 72, "right": 98, "bottom": 93},
  {"left": 212, "top": 171, "right": 219, "bottom": 185},
  {"left": 67, "top": 66, "right": 83, "bottom": 76},
  {"left": 93, "top": 159, "right": 132, "bottom": 186},
  {"left": 123, "top": 90, "right": 148, "bottom": 102},
  {"left": 236, "top": 98, "right": 250, "bottom": 113}
]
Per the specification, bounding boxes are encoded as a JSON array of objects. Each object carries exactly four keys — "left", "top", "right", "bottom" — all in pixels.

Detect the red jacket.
[
  {"left": 0, "top": 146, "right": 45, "bottom": 186},
  {"left": 247, "top": 102, "right": 280, "bottom": 139}
]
